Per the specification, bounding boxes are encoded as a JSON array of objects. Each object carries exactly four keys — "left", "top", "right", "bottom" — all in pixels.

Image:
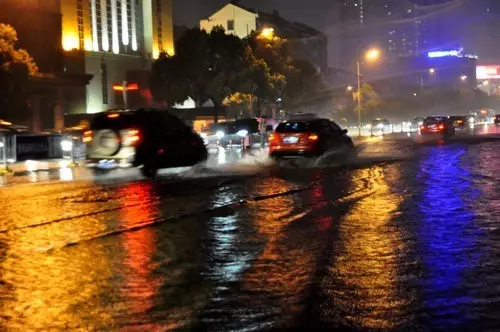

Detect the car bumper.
[{"left": 86, "top": 159, "right": 133, "bottom": 169}]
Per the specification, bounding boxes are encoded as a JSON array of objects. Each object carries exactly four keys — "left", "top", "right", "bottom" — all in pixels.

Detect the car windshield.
[
  {"left": 275, "top": 121, "right": 314, "bottom": 132},
  {"left": 425, "top": 117, "right": 447, "bottom": 123}
]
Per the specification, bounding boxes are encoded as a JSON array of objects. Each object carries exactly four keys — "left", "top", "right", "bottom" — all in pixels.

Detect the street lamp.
[
  {"left": 460, "top": 75, "right": 468, "bottom": 81},
  {"left": 346, "top": 85, "right": 353, "bottom": 92},
  {"left": 356, "top": 47, "right": 381, "bottom": 136},
  {"left": 429, "top": 68, "right": 435, "bottom": 74}
]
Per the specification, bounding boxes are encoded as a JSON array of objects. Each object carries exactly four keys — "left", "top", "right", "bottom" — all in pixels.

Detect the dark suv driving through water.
[{"left": 85, "top": 109, "right": 207, "bottom": 177}]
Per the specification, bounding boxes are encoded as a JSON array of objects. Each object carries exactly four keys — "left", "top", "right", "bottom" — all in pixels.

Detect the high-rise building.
[{"left": 61, "top": 0, "right": 174, "bottom": 113}]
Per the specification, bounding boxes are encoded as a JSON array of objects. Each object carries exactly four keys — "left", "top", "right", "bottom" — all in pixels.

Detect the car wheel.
[{"left": 141, "top": 164, "right": 158, "bottom": 178}]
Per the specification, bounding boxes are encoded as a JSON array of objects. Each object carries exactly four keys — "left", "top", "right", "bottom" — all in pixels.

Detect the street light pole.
[{"left": 357, "top": 59, "right": 362, "bottom": 137}]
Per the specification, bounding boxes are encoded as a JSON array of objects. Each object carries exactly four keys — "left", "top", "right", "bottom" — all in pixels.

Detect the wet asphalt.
[{"left": 0, "top": 125, "right": 499, "bottom": 331}]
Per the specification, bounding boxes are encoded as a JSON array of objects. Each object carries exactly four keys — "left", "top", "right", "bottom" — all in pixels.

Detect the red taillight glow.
[
  {"left": 82, "top": 130, "right": 92, "bottom": 143},
  {"left": 107, "top": 113, "right": 120, "bottom": 118},
  {"left": 308, "top": 133, "right": 319, "bottom": 141},
  {"left": 438, "top": 124, "right": 445, "bottom": 130},
  {"left": 420, "top": 125, "right": 425, "bottom": 130},
  {"left": 268, "top": 134, "right": 276, "bottom": 141},
  {"left": 128, "top": 129, "right": 140, "bottom": 144}
]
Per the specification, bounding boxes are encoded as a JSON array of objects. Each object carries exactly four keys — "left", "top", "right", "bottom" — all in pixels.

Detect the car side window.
[
  {"left": 319, "top": 120, "right": 334, "bottom": 133},
  {"left": 162, "top": 113, "right": 190, "bottom": 136}
]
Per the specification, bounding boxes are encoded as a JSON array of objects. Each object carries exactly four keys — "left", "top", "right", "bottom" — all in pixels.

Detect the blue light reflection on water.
[{"left": 417, "top": 145, "right": 483, "bottom": 329}]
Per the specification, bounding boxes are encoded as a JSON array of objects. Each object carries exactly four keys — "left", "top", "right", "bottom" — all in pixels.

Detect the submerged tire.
[{"left": 141, "top": 164, "right": 158, "bottom": 178}]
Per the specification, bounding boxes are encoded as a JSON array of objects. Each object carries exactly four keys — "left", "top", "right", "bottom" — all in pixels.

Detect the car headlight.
[
  {"left": 61, "top": 140, "right": 73, "bottom": 152},
  {"left": 236, "top": 129, "right": 248, "bottom": 137},
  {"left": 215, "top": 131, "right": 225, "bottom": 139}
]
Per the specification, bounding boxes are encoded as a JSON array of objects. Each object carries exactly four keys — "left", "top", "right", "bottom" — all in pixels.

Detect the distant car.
[
  {"left": 201, "top": 118, "right": 259, "bottom": 148},
  {"left": 494, "top": 114, "right": 500, "bottom": 126},
  {"left": 371, "top": 118, "right": 392, "bottom": 136},
  {"left": 420, "top": 116, "right": 455, "bottom": 137},
  {"left": 449, "top": 115, "right": 469, "bottom": 129},
  {"left": 269, "top": 118, "right": 354, "bottom": 159},
  {"left": 85, "top": 109, "right": 207, "bottom": 177}
]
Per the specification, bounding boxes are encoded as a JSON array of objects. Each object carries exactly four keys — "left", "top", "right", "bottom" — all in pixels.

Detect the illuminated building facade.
[{"left": 61, "top": 0, "right": 174, "bottom": 113}]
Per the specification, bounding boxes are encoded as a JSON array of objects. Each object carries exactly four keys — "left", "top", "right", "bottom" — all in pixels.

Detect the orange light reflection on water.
[
  {"left": 241, "top": 177, "right": 315, "bottom": 322},
  {"left": 322, "top": 166, "right": 410, "bottom": 329}
]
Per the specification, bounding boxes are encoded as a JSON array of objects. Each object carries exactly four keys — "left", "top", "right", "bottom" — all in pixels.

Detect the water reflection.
[
  {"left": 417, "top": 145, "right": 483, "bottom": 329},
  {"left": 0, "top": 221, "right": 118, "bottom": 330},
  {"left": 117, "top": 182, "right": 161, "bottom": 325},
  {"left": 322, "top": 166, "right": 410, "bottom": 329},
  {"left": 239, "top": 177, "right": 315, "bottom": 328}
]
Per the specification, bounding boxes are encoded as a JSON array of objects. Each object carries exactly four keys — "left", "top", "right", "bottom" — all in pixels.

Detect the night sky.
[{"left": 173, "top": 0, "right": 337, "bottom": 32}]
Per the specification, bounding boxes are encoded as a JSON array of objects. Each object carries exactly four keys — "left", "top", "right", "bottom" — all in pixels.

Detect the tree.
[
  {"left": 150, "top": 27, "right": 279, "bottom": 111},
  {"left": 247, "top": 31, "right": 325, "bottom": 107},
  {"left": 0, "top": 23, "right": 39, "bottom": 120},
  {"left": 354, "top": 83, "right": 380, "bottom": 116}
]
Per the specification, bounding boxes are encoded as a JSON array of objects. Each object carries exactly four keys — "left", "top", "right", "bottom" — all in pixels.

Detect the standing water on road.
[{"left": 0, "top": 136, "right": 499, "bottom": 331}]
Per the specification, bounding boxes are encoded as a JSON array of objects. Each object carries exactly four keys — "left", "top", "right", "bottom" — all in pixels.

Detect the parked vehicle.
[
  {"left": 494, "top": 114, "right": 500, "bottom": 126},
  {"left": 85, "top": 109, "right": 207, "bottom": 177}
]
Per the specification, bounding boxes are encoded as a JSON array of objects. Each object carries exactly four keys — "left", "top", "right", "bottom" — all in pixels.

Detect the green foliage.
[
  {"left": 150, "top": 27, "right": 324, "bottom": 111},
  {"left": 353, "top": 83, "right": 381, "bottom": 114},
  {"left": 150, "top": 27, "right": 280, "bottom": 108},
  {"left": 0, "top": 23, "right": 38, "bottom": 120},
  {"left": 247, "top": 31, "right": 325, "bottom": 107}
]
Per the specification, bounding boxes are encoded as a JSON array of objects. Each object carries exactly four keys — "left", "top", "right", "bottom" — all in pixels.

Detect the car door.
[
  {"left": 328, "top": 121, "right": 345, "bottom": 146},
  {"left": 317, "top": 119, "right": 336, "bottom": 151}
]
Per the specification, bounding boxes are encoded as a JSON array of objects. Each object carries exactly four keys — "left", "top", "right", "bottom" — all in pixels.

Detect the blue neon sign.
[
  {"left": 428, "top": 50, "right": 460, "bottom": 58},
  {"left": 427, "top": 49, "right": 478, "bottom": 59}
]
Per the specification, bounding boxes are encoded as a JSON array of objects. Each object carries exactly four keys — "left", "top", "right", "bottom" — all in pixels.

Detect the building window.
[
  {"left": 227, "top": 19, "right": 235, "bottom": 31},
  {"left": 77, "top": 0, "right": 84, "bottom": 49},
  {"left": 101, "top": 60, "right": 108, "bottom": 104},
  {"left": 157, "top": 0, "right": 163, "bottom": 51}
]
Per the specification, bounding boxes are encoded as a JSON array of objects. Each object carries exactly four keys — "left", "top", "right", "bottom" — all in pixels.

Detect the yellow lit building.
[{"left": 61, "top": 0, "right": 174, "bottom": 113}]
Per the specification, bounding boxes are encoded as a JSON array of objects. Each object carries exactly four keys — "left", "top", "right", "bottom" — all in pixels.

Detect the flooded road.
[{"left": 0, "top": 129, "right": 499, "bottom": 331}]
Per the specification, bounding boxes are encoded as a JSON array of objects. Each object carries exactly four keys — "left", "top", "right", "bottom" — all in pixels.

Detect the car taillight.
[
  {"left": 420, "top": 125, "right": 425, "bottom": 130},
  {"left": 308, "top": 133, "right": 319, "bottom": 141},
  {"left": 268, "top": 134, "right": 276, "bottom": 141},
  {"left": 83, "top": 130, "right": 92, "bottom": 143},
  {"left": 438, "top": 124, "right": 445, "bottom": 130},
  {"left": 128, "top": 129, "right": 140, "bottom": 144}
]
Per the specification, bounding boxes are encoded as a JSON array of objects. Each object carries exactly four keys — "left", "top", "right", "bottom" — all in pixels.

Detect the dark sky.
[{"left": 173, "top": 0, "right": 337, "bottom": 32}]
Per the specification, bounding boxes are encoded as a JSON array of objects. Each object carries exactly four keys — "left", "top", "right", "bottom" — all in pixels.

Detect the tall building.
[{"left": 61, "top": 0, "right": 174, "bottom": 113}]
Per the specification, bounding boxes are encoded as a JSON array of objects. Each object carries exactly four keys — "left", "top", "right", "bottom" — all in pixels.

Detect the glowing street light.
[
  {"left": 356, "top": 47, "right": 381, "bottom": 136},
  {"left": 347, "top": 85, "right": 353, "bottom": 91},
  {"left": 365, "top": 48, "right": 381, "bottom": 62},
  {"left": 260, "top": 27, "right": 275, "bottom": 40},
  {"left": 460, "top": 75, "right": 468, "bottom": 81},
  {"left": 429, "top": 68, "right": 436, "bottom": 74}
]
